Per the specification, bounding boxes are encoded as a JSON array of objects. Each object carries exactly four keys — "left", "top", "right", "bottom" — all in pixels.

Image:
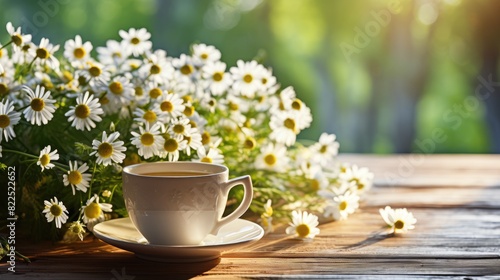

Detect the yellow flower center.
[
  {"left": 49, "top": 204, "right": 63, "bottom": 217},
  {"left": 160, "top": 100, "right": 173, "bottom": 112},
  {"left": 201, "top": 131, "right": 211, "bottom": 145},
  {"left": 264, "top": 154, "right": 277, "bottom": 166},
  {"left": 243, "top": 74, "right": 253, "bottom": 83},
  {"left": 180, "top": 64, "right": 193, "bottom": 75},
  {"left": 213, "top": 72, "right": 223, "bottom": 82},
  {"left": 229, "top": 102, "right": 239, "bottom": 111},
  {"left": 394, "top": 220, "right": 405, "bottom": 230},
  {"left": 75, "top": 104, "right": 90, "bottom": 119},
  {"left": 140, "top": 133, "right": 155, "bottom": 146},
  {"left": 36, "top": 48, "right": 49, "bottom": 59},
  {"left": 11, "top": 34, "right": 23, "bottom": 46},
  {"left": 135, "top": 86, "right": 144, "bottom": 96},
  {"left": 262, "top": 77, "right": 268, "bottom": 85},
  {"left": 31, "top": 98, "right": 45, "bottom": 112},
  {"left": 0, "top": 114, "right": 10, "bottom": 128},
  {"left": 295, "top": 224, "right": 310, "bottom": 238},
  {"left": 142, "top": 110, "right": 156, "bottom": 123},
  {"left": 320, "top": 145, "right": 328, "bottom": 154},
  {"left": 201, "top": 157, "right": 213, "bottom": 163},
  {"left": 182, "top": 95, "right": 192, "bottom": 103},
  {"left": 89, "top": 66, "right": 102, "bottom": 77},
  {"left": 200, "top": 53, "right": 208, "bottom": 59},
  {"left": 244, "top": 137, "right": 256, "bottom": 149},
  {"left": 0, "top": 83, "right": 9, "bottom": 96},
  {"left": 68, "top": 171, "right": 82, "bottom": 185},
  {"left": 62, "top": 71, "right": 73, "bottom": 82},
  {"left": 97, "top": 142, "right": 113, "bottom": 158},
  {"left": 100, "top": 96, "right": 110, "bottom": 105},
  {"left": 131, "top": 37, "right": 140, "bottom": 45},
  {"left": 164, "top": 138, "right": 178, "bottom": 152},
  {"left": 291, "top": 99, "right": 302, "bottom": 110},
  {"left": 112, "top": 52, "right": 122, "bottom": 59},
  {"left": 73, "top": 47, "right": 86, "bottom": 59},
  {"left": 150, "top": 64, "right": 161, "bottom": 75},
  {"left": 40, "top": 154, "right": 50, "bottom": 166},
  {"left": 339, "top": 201, "right": 347, "bottom": 211},
  {"left": 149, "top": 88, "right": 162, "bottom": 99},
  {"left": 173, "top": 124, "right": 185, "bottom": 134},
  {"left": 183, "top": 106, "right": 194, "bottom": 117},
  {"left": 109, "top": 81, "right": 123, "bottom": 94},
  {"left": 183, "top": 135, "right": 191, "bottom": 144},
  {"left": 284, "top": 118, "right": 296, "bottom": 131},
  {"left": 310, "top": 179, "right": 320, "bottom": 191},
  {"left": 84, "top": 202, "right": 101, "bottom": 219}
]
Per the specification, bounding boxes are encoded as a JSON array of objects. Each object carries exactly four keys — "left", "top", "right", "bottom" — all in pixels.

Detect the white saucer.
[{"left": 92, "top": 217, "right": 264, "bottom": 262}]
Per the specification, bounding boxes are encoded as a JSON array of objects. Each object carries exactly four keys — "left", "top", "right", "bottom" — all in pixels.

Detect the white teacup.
[{"left": 122, "top": 161, "right": 253, "bottom": 245}]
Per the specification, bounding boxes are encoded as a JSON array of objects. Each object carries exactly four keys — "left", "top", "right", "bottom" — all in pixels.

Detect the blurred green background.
[{"left": 1, "top": 0, "right": 499, "bottom": 154}]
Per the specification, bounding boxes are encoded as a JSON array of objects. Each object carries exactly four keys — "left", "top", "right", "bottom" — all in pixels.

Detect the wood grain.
[{"left": 1, "top": 154, "right": 500, "bottom": 279}]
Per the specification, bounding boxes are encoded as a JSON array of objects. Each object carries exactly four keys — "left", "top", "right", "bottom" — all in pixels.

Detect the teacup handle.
[{"left": 210, "top": 175, "right": 253, "bottom": 235}]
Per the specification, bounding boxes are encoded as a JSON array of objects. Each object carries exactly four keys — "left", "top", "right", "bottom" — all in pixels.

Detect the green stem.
[{"left": 0, "top": 40, "right": 12, "bottom": 50}]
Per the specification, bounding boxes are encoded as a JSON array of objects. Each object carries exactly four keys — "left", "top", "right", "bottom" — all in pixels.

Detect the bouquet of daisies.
[{"left": 0, "top": 22, "right": 373, "bottom": 241}]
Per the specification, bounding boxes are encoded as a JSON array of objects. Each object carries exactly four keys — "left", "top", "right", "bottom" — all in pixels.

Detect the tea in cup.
[{"left": 122, "top": 161, "right": 253, "bottom": 245}]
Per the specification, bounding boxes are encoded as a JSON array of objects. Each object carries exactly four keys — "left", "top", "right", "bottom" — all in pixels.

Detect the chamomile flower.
[
  {"left": 182, "top": 127, "right": 203, "bottom": 156},
  {"left": 64, "top": 35, "right": 92, "bottom": 67},
  {"left": 172, "top": 54, "right": 196, "bottom": 81},
  {"left": 63, "top": 161, "right": 91, "bottom": 195},
  {"left": 42, "top": 197, "right": 69, "bottom": 229},
  {"left": 102, "top": 76, "right": 135, "bottom": 108},
  {"left": 255, "top": 142, "right": 289, "bottom": 172},
  {"left": 119, "top": 27, "right": 152, "bottom": 56},
  {"left": 168, "top": 117, "right": 191, "bottom": 139},
  {"left": 154, "top": 92, "right": 185, "bottom": 120},
  {"left": 79, "top": 62, "right": 110, "bottom": 90},
  {"left": 97, "top": 39, "right": 131, "bottom": 65},
  {"left": 133, "top": 107, "right": 165, "bottom": 125},
  {"left": 141, "top": 52, "right": 173, "bottom": 84},
  {"left": 230, "top": 60, "right": 265, "bottom": 98},
  {"left": 202, "top": 61, "right": 232, "bottom": 96},
  {"left": 81, "top": 194, "right": 112, "bottom": 230},
  {"left": 37, "top": 145, "right": 59, "bottom": 171},
  {"left": 285, "top": 210, "right": 320, "bottom": 239},
  {"left": 67, "top": 221, "right": 86, "bottom": 241},
  {"left": 269, "top": 111, "right": 300, "bottom": 146},
  {"left": 6, "top": 22, "right": 32, "bottom": 47},
  {"left": 90, "top": 131, "right": 127, "bottom": 166},
  {"left": 159, "top": 135, "right": 187, "bottom": 162},
  {"left": 32, "top": 37, "right": 60, "bottom": 69},
  {"left": 310, "top": 133, "right": 340, "bottom": 166},
  {"left": 0, "top": 63, "right": 3, "bottom": 75},
  {"left": 131, "top": 122, "right": 164, "bottom": 159},
  {"left": 0, "top": 99, "right": 21, "bottom": 142},
  {"left": 65, "top": 91, "right": 104, "bottom": 131},
  {"left": 260, "top": 199, "right": 274, "bottom": 234},
  {"left": 379, "top": 206, "right": 417, "bottom": 234},
  {"left": 339, "top": 164, "right": 374, "bottom": 195},
  {"left": 22, "top": 85, "right": 56, "bottom": 126},
  {"left": 323, "top": 191, "right": 360, "bottom": 221},
  {"left": 195, "top": 146, "right": 224, "bottom": 164},
  {"left": 192, "top": 43, "right": 221, "bottom": 66}
]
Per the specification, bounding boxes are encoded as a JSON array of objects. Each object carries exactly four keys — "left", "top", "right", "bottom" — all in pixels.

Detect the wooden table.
[{"left": 2, "top": 154, "right": 500, "bottom": 279}]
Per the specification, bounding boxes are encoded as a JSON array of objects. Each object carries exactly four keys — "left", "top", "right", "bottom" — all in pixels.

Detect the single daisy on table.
[
  {"left": 42, "top": 197, "right": 69, "bottom": 229},
  {"left": 65, "top": 91, "right": 104, "bottom": 131},
  {"left": 195, "top": 146, "right": 224, "bottom": 165},
  {"left": 0, "top": 99, "right": 21, "bottom": 142},
  {"left": 286, "top": 210, "right": 320, "bottom": 240},
  {"left": 90, "top": 131, "right": 127, "bottom": 166},
  {"left": 63, "top": 35, "right": 92, "bottom": 67},
  {"left": 254, "top": 142, "right": 289, "bottom": 172},
  {"left": 379, "top": 206, "right": 417, "bottom": 234},
  {"left": 6, "top": 22, "right": 32, "bottom": 47},
  {"left": 22, "top": 85, "right": 56, "bottom": 126},
  {"left": 37, "top": 145, "right": 59, "bottom": 171},
  {"left": 323, "top": 191, "right": 360, "bottom": 221},
  {"left": 81, "top": 194, "right": 112, "bottom": 230},
  {"left": 119, "top": 27, "right": 152, "bottom": 56},
  {"left": 63, "top": 161, "right": 91, "bottom": 195},
  {"left": 130, "top": 122, "right": 165, "bottom": 159},
  {"left": 66, "top": 221, "right": 86, "bottom": 241}
]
